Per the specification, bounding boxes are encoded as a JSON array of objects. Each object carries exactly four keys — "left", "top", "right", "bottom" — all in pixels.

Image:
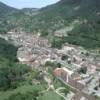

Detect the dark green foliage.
[
  {"left": 5, "top": 92, "right": 34, "bottom": 100},
  {"left": 0, "top": 38, "right": 18, "bottom": 61},
  {"left": 45, "top": 61, "right": 61, "bottom": 68},
  {"left": 45, "top": 61, "right": 61, "bottom": 74},
  {"left": 0, "top": 38, "right": 31, "bottom": 90},
  {"left": 40, "top": 30, "right": 48, "bottom": 37},
  {"left": 61, "top": 55, "right": 69, "bottom": 60},
  {"left": 0, "top": 27, "right": 7, "bottom": 34},
  {"left": 51, "top": 37, "right": 63, "bottom": 49},
  {"left": 1, "top": 0, "right": 100, "bottom": 49},
  {"left": 4, "top": 84, "right": 48, "bottom": 100},
  {"left": 0, "top": 63, "right": 31, "bottom": 90},
  {"left": 78, "top": 67, "right": 87, "bottom": 74},
  {"left": 0, "top": 2, "right": 18, "bottom": 17},
  {"left": 5, "top": 86, "right": 41, "bottom": 100}
]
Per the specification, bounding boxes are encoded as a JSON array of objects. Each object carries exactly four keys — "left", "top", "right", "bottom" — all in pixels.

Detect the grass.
[
  {"left": 37, "top": 91, "right": 63, "bottom": 100},
  {"left": 0, "top": 85, "right": 42, "bottom": 100}
]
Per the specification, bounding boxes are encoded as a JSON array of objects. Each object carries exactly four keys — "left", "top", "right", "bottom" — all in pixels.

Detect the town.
[{"left": 1, "top": 31, "right": 99, "bottom": 100}]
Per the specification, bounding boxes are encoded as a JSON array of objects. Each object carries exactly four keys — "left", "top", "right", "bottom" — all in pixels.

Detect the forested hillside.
[
  {"left": 0, "top": 2, "right": 18, "bottom": 17},
  {"left": 0, "top": 38, "right": 31, "bottom": 91},
  {"left": 0, "top": 0, "right": 100, "bottom": 48}
]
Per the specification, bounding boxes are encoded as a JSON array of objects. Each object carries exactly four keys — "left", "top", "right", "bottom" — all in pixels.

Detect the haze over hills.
[
  {"left": 0, "top": 2, "right": 18, "bottom": 17},
  {"left": 0, "top": 1, "right": 39, "bottom": 17},
  {"left": 0, "top": 0, "right": 100, "bottom": 48}
]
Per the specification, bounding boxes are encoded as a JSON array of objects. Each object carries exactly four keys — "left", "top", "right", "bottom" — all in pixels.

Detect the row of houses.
[{"left": 53, "top": 67, "right": 96, "bottom": 100}]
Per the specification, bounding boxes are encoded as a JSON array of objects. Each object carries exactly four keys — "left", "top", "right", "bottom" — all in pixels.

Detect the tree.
[
  {"left": 51, "top": 38, "right": 62, "bottom": 49},
  {"left": 0, "top": 38, "right": 31, "bottom": 90},
  {"left": 78, "top": 67, "right": 87, "bottom": 74},
  {"left": 0, "top": 63, "right": 31, "bottom": 90},
  {"left": 5, "top": 92, "right": 34, "bottom": 100}
]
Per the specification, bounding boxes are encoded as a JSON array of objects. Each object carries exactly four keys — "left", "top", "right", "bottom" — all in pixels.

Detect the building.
[{"left": 54, "top": 67, "right": 85, "bottom": 90}]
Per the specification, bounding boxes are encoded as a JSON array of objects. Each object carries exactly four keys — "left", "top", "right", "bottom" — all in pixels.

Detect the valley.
[
  {"left": 0, "top": 0, "right": 100, "bottom": 100},
  {"left": 0, "top": 30, "right": 100, "bottom": 100}
]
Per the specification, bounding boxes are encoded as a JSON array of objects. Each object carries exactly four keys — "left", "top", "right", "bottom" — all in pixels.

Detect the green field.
[
  {"left": 38, "top": 91, "right": 63, "bottom": 100},
  {"left": 0, "top": 85, "right": 38, "bottom": 100},
  {"left": 0, "top": 85, "right": 64, "bottom": 100}
]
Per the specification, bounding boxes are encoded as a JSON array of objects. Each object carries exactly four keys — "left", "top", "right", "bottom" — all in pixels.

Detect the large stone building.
[
  {"left": 54, "top": 67, "right": 85, "bottom": 90},
  {"left": 54, "top": 67, "right": 97, "bottom": 100}
]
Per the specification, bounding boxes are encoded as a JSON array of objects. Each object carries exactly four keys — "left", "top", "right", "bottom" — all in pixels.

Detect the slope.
[
  {"left": 26, "top": 0, "right": 100, "bottom": 48},
  {"left": 1, "top": 0, "right": 100, "bottom": 48},
  {"left": 0, "top": 2, "right": 18, "bottom": 17}
]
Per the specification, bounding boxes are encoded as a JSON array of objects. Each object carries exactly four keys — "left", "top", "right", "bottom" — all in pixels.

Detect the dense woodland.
[{"left": 0, "top": 38, "right": 31, "bottom": 90}]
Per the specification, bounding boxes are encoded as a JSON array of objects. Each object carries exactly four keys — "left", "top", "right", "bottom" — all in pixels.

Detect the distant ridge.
[{"left": 0, "top": 1, "right": 18, "bottom": 16}]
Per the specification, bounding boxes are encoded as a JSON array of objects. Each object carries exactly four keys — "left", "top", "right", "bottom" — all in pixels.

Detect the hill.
[
  {"left": 22, "top": 0, "right": 100, "bottom": 32},
  {"left": 21, "top": 8, "right": 39, "bottom": 15},
  {"left": 0, "top": 2, "right": 18, "bottom": 17},
  {"left": 0, "top": 2, "right": 39, "bottom": 33},
  {"left": 20, "top": 0, "right": 100, "bottom": 48},
  {"left": 0, "top": 0, "right": 100, "bottom": 48}
]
